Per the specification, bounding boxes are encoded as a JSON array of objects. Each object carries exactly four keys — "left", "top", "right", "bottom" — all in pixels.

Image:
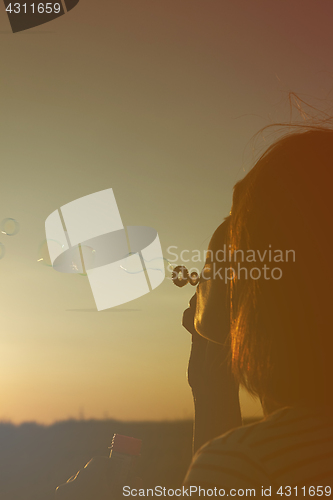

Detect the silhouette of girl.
[
  {"left": 183, "top": 128, "right": 333, "bottom": 493},
  {"left": 56, "top": 127, "right": 333, "bottom": 498}
]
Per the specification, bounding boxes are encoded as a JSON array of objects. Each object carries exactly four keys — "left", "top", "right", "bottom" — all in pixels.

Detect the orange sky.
[{"left": 0, "top": 0, "right": 332, "bottom": 424}]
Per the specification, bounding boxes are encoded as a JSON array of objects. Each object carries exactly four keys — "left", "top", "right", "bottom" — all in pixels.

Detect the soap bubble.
[
  {"left": 147, "top": 257, "right": 174, "bottom": 272},
  {"left": 38, "top": 240, "right": 96, "bottom": 275},
  {"left": 78, "top": 245, "right": 96, "bottom": 276},
  {"left": 120, "top": 255, "right": 173, "bottom": 274},
  {"left": 37, "top": 239, "right": 64, "bottom": 267},
  {"left": 119, "top": 252, "right": 140, "bottom": 273},
  {"left": 1, "top": 218, "right": 20, "bottom": 236},
  {"left": 0, "top": 243, "right": 5, "bottom": 260},
  {"left": 81, "top": 245, "right": 96, "bottom": 271}
]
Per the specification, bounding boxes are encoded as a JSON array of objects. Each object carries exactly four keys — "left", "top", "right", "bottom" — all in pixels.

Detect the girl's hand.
[
  {"left": 182, "top": 220, "right": 233, "bottom": 397},
  {"left": 183, "top": 294, "right": 232, "bottom": 399},
  {"left": 55, "top": 457, "right": 142, "bottom": 500},
  {"left": 182, "top": 220, "right": 242, "bottom": 452},
  {"left": 55, "top": 457, "right": 116, "bottom": 500}
]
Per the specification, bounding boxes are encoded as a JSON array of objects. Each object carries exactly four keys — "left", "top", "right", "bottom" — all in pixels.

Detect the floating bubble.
[
  {"left": 78, "top": 245, "right": 96, "bottom": 276},
  {"left": 1, "top": 218, "right": 20, "bottom": 236},
  {"left": 38, "top": 239, "right": 97, "bottom": 276},
  {"left": 59, "top": 246, "right": 84, "bottom": 274},
  {"left": 119, "top": 252, "right": 141, "bottom": 274},
  {"left": 81, "top": 245, "right": 96, "bottom": 269},
  {"left": 147, "top": 257, "right": 174, "bottom": 273},
  {"left": 120, "top": 256, "right": 173, "bottom": 274},
  {"left": 0, "top": 242, "right": 5, "bottom": 260},
  {"left": 37, "top": 239, "right": 64, "bottom": 267}
]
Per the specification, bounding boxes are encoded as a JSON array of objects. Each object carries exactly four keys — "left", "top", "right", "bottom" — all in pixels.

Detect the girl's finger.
[{"left": 182, "top": 307, "right": 197, "bottom": 335}]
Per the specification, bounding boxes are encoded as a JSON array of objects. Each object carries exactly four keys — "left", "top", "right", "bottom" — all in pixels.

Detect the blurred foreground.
[{"left": 0, "top": 417, "right": 258, "bottom": 499}]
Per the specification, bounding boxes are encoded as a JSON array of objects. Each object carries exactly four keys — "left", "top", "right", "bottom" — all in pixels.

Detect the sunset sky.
[{"left": 0, "top": 0, "right": 332, "bottom": 424}]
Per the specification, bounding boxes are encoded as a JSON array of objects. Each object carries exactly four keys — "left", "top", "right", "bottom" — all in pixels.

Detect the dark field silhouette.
[
  {"left": 0, "top": 417, "right": 258, "bottom": 499},
  {"left": 1, "top": 418, "right": 193, "bottom": 499}
]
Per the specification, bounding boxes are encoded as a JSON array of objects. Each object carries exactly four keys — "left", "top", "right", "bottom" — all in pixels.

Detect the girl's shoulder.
[{"left": 184, "top": 406, "right": 333, "bottom": 490}]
